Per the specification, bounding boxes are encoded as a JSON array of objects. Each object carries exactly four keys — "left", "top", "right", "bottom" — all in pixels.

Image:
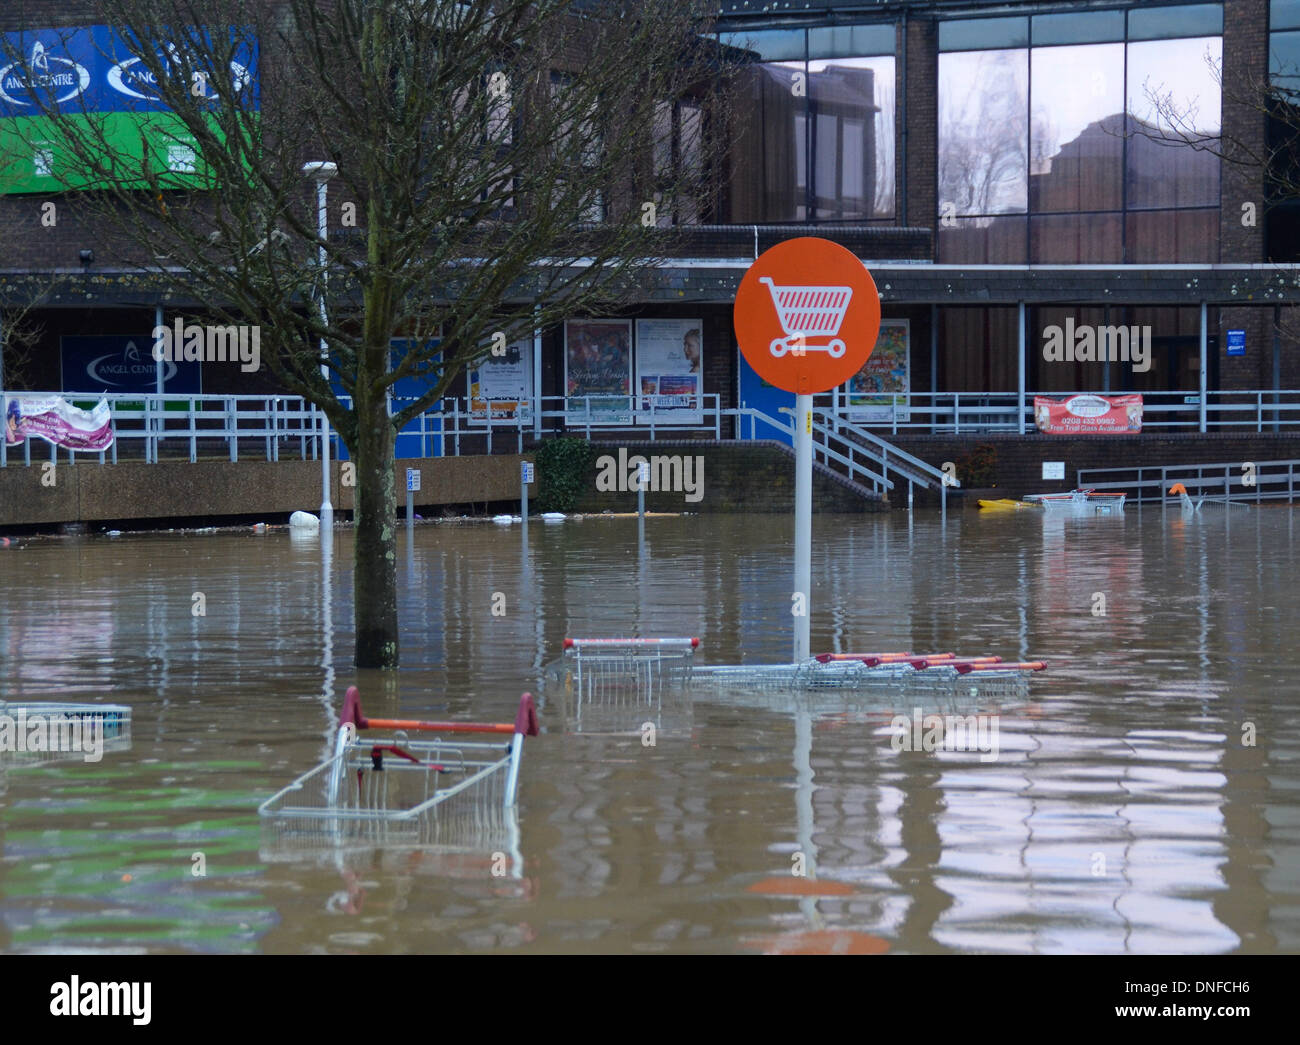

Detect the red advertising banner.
[{"left": 1034, "top": 394, "right": 1142, "bottom": 435}]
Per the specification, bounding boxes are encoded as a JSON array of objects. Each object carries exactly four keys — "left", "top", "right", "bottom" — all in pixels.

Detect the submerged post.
[
  {"left": 1199, "top": 301, "right": 1208, "bottom": 434},
  {"left": 794, "top": 393, "right": 812, "bottom": 662},
  {"left": 405, "top": 467, "right": 419, "bottom": 532}
]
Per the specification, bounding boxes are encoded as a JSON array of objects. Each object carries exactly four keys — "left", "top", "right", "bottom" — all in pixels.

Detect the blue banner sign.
[{"left": 61, "top": 335, "right": 201, "bottom": 394}]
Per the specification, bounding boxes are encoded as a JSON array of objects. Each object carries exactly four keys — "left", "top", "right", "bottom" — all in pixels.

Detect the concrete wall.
[{"left": 0, "top": 453, "right": 532, "bottom": 528}]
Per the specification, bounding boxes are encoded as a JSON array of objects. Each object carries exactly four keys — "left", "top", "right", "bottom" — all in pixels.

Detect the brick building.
[{"left": 2, "top": 0, "right": 1299, "bottom": 452}]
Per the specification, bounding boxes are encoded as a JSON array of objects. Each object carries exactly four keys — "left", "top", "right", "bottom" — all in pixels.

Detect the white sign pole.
[{"left": 794, "top": 392, "right": 812, "bottom": 663}]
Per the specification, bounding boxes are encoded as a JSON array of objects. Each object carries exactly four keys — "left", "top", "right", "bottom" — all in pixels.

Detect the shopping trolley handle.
[{"left": 340, "top": 686, "right": 540, "bottom": 738}]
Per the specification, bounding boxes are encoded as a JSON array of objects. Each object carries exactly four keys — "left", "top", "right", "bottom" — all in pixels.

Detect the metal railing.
[
  {"left": 1077, "top": 459, "right": 1300, "bottom": 505},
  {"left": 824, "top": 389, "right": 1300, "bottom": 434},
  {"left": 0, "top": 392, "right": 320, "bottom": 468},
  {"left": 4, "top": 388, "right": 1296, "bottom": 473}
]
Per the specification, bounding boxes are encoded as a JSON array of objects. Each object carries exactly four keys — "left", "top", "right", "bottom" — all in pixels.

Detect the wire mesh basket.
[
  {"left": 694, "top": 652, "right": 1044, "bottom": 702},
  {"left": 0, "top": 701, "right": 132, "bottom": 768},
  {"left": 543, "top": 637, "right": 697, "bottom": 734},
  {"left": 259, "top": 688, "right": 538, "bottom": 862}
]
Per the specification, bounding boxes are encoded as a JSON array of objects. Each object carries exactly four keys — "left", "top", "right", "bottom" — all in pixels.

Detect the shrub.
[
  {"left": 534, "top": 437, "right": 596, "bottom": 511},
  {"left": 956, "top": 443, "right": 997, "bottom": 488}
]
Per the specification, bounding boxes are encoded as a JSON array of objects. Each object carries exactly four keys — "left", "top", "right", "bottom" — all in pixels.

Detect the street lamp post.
[{"left": 302, "top": 161, "right": 338, "bottom": 529}]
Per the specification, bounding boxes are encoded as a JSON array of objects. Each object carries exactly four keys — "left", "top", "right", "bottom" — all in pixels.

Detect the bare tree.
[{"left": 8, "top": 0, "right": 730, "bottom": 667}]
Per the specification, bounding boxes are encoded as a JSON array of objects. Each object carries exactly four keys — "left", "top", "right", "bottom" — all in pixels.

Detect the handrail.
[
  {"left": 814, "top": 409, "right": 957, "bottom": 489},
  {"left": 1077, "top": 458, "right": 1300, "bottom": 503}
]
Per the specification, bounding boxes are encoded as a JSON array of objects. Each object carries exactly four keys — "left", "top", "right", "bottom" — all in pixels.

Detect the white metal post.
[
  {"left": 1199, "top": 301, "right": 1208, "bottom": 434},
  {"left": 533, "top": 306, "right": 543, "bottom": 440},
  {"left": 794, "top": 392, "right": 812, "bottom": 662},
  {"left": 155, "top": 305, "right": 164, "bottom": 457},
  {"left": 303, "top": 161, "right": 338, "bottom": 528},
  {"left": 1017, "top": 301, "right": 1026, "bottom": 434}
]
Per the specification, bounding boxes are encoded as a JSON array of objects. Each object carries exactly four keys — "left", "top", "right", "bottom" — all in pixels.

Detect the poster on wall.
[
  {"left": 564, "top": 319, "right": 632, "bottom": 425},
  {"left": 845, "top": 319, "right": 909, "bottom": 422},
  {"left": 1034, "top": 394, "right": 1142, "bottom": 434},
  {"left": 470, "top": 340, "right": 533, "bottom": 425},
  {"left": 634, "top": 319, "right": 703, "bottom": 425}
]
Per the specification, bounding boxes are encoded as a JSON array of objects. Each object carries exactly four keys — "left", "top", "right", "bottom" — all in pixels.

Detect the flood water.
[{"left": 0, "top": 505, "right": 1297, "bottom": 954}]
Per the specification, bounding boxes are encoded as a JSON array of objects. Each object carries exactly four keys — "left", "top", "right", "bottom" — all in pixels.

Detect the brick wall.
[
  {"left": 571, "top": 440, "right": 885, "bottom": 514},
  {"left": 884, "top": 432, "right": 1300, "bottom": 505},
  {"left": 902, "top": 16, "right": 938, "bottom": 234}
]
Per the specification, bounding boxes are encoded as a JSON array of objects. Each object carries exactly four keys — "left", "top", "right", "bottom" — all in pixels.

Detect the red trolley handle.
[{"left": 341, "top": 687, "right": 540, "bottom": 737}]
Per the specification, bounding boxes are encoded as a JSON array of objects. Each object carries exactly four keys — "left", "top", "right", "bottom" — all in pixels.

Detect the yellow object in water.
[{"left": 978, "top": 498, "right": 1038, "bottom": 511}]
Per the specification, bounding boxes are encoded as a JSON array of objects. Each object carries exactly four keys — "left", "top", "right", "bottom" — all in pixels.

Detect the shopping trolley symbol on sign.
[{"left": 759, "top": 276, "right": 852, "bottom": 359}]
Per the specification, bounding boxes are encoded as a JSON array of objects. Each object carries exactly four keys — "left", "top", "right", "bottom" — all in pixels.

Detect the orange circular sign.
[{"left": 734, "top": 237, "right": 881, "bottom": 394}]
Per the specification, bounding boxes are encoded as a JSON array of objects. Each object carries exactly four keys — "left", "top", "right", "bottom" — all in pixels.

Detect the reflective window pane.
[
  {"left": 1274, "top": 0, "right": 1300, "bottom": 31},
  {"left": 718, "top": 29, "right": 805, "bottom": 62},
  {"left": 939, "top": 49, "right": 1028, "bottom": 216},
  {"left": 1271, "top": 29, "right": 1300, "bottom": 92},
  {"left": 939, "top": 17, "right": 1029, "bottom": 53},
  {"left": 937, "top": 215, "right": 1028, "bottom": 264},
  {"left": 1030, "top": 213, "right": 1123, "bottom": 263},
  {"left": 808, "top": 24, "right": 894, "bottom": 60},
  {"left": 1126, "top": 38, "right": 1222, "bottom": 209},
  {"left": 1030, "top": 44, "right": 1124, "bottom": 212},
  {"left": 809, "top": 56, "right": 895, "bottom": 218},
  {"left": 1031, "top": 11, "right": 1125, "bottom": 47},
  {"left": 1128, "top": 4, "right": 1224, "bottom": 42},
  {"left": 726, "top": 61, "right": 808, "bottom": 221},
  {"left": 1126, "top": 208, "right": 1219, "bottom": 261}
]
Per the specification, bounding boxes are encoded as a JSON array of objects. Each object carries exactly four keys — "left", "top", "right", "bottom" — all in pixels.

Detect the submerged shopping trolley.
[
  {"left": 695, "top": 651, "right": 1045, "bottom": 702},
  {"left": 0, "top": 701, "right": 131, "bottom": 769},
  {"left": 544, "top": 637, "right": 698, "bottom": 734},
  {"left": 760, "top": 277, "right": 853, "bottom": 358},
  {"left": 259, "top": 687, "right": 539, "bottom": 856}
]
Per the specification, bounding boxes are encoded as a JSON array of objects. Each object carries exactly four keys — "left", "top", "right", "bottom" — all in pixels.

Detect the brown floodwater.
[{"left": 0, "top": 505, "right": 1296, "bottom": 954}]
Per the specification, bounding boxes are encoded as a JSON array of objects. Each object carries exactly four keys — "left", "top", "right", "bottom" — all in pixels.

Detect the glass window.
[
  {"left": 1126, "top": 37, "right": 1222, "bottom": 210},
  {"left": 1126, "top": 208, "right": 1219, "bottom": 261},
  {"left": 938, "top": 49, "right": 1028, "bottom": 217},
  {"left": 1031, "top": 11, "right": 1125, "bottom": 47},
  {"left": 937, "top": 215, "right": 1028, "bottom": 264},
  {"left": 1030, "top": 43, "right": 1125, "bottom": 213},
  {"left": 1274, "top": 0, "right": 1300, "bottom": 31},
  {"left": 1030, "top": 213, "right": 1122, "bottom": 263},
  {"left": 808, "top": 24, "right": 895, "bottom": 60},
  {"left": 1271, "top": 29, "right": 1300, "bottom": 90},
  {"left": 939, "top": 17, "right": 1029, "bottom": 53},
  {"left": 808, "top": 56, "right": 895, "bottom": 219},
  {"left": 1128, "top": 4, "right": 1223, "bottom": 42},
  {"left": 718, "top": 29, "right": 806, "bottom": 62},
  {"left": 727, "top": 60, "right": 808, "bottom": 222}
]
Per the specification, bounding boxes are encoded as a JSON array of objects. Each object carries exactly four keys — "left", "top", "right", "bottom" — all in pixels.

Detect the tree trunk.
[{"left": 352, "top": 384, "right": 399, "bottom": 668}]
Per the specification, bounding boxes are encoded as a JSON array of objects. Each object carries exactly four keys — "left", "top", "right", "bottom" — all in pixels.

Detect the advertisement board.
[
  {"left": 0, "top": 25, "right": 258, "bottom": 193},
  {"left": 1034, "top": 394, "right": 1143, "bottom": 434}
]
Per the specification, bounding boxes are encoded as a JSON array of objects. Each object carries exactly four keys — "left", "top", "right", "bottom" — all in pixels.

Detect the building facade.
[{"left": 2, "top": 0, "right": 1298, "bottom": 453}]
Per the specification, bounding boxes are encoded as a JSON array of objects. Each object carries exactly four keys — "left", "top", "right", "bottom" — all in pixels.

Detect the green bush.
[
  {"left": 956, "top": 443, "right": 998, "bottom": 488},
  {"left": 534, "top": 437, "right": 596, "bottom": 511}
]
